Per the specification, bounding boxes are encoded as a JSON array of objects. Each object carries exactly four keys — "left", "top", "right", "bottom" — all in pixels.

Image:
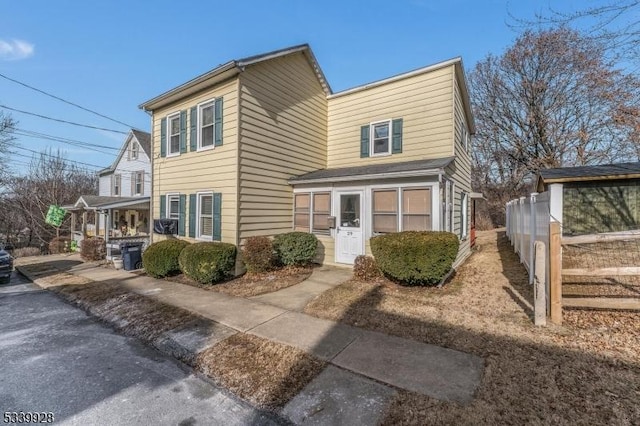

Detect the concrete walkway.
[
  {"left": 17, "top": 256, "right": 484, "bottom": 408},
  {"left": 249, "top": 265, "right": 352, "bottom": 311}
]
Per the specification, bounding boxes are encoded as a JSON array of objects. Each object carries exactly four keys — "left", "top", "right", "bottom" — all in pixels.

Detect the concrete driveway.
[{"left": 0, "top": 273, "right": 283, "bottom": 426}]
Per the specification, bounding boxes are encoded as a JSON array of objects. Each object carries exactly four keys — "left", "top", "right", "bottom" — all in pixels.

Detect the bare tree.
[
  {"left": 525, "top": 1, "right": 640, "bottom": 64},
  {"left": 470, "top": 27, "right": 640, "bottom": 226},
  {"left": 8, "top": 149, "right": 97, "bottom": 245}
]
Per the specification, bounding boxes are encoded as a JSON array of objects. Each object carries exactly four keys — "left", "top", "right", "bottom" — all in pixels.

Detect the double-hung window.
[
  {"left": 167, "top": 114, "right": 181, "bottom": 155},
  {"left": 167, "top": 194, "right": 180, "bottom": 220},
  {"left": 199, "top": 101, "right": 215, "bottom": 150},
  {"left": 112, "top": 174, "right": 121, "bottom": 196},
  {"left": 294, "top": 192, "right": 331, "bottom": 234},
  {"left": 198, "top": 193, "right": 213, "bottom": 239},
  {"left": 130, "top": 140, "right": 139, "bottom": 160},
  {"left": 371, "top": 121, "right": 391, "bottom": 156},
  {"left": 133, "top": 171, "right": 144, "bottom": 196},
  {"left": 372, "top": 187, "right": 432, "bottom": 233},
  {"left": 372, "top": 189, "right": 398, "bottom": 233}
]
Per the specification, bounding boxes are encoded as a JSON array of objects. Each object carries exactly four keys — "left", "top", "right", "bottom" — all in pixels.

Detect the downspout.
[{"left": 142, "top": 107, "right": 154, "bottom": 245}]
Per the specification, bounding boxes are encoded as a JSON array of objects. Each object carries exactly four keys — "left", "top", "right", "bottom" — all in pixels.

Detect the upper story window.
[
  {"left": 361, "top": 119, "right": 402, "bottom": 158},
  {"left": 112, "top": 174, "right": 121, "bottom": 196},
  {"left": 371, "top": 121, "right": 391, "bottom": 156},
  {"left": 132, "top": 171, "right": 144, "bottom": 196},
  {"left": 168, "top": 114, "right": 181, "bottom": 156},
  {"left": 130, "top": 140, "right": 139, "bottom": 160},
  {"left": 199, "top": 101, "right": 215, "bottom": 150}
]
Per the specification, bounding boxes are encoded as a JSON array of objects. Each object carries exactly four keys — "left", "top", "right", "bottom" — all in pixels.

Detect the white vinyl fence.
[{"left": 506, "top": 192, "right": 550, "bottom": 286}]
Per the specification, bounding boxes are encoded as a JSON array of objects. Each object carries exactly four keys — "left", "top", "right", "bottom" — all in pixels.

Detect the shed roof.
[
  {"left": 289, "top": 157, "right": 455, "bottom": 184},
  {"left": 538, "top": 161, "right": 640, "bottom": 187}
]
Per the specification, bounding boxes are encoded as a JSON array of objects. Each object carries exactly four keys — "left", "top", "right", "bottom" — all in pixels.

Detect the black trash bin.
[{"left": 121, "top": 242, "right": 144, "bottom": 271}]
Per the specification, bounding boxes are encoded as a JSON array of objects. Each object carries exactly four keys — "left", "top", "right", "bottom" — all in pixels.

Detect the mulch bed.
[{"left": 159, "top": 265, "right": 314, "bottom": 298}]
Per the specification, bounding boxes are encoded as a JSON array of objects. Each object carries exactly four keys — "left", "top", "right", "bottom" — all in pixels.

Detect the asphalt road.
[{"left": 0, "top": 271, "right": 283, "bottom": 426}]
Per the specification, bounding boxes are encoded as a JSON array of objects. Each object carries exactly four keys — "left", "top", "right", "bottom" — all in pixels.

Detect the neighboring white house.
[{"left": 67, "top": 129, "right": 152, "bottom": 258}]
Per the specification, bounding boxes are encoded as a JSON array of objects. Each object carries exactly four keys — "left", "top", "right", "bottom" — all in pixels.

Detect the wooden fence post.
[
  {"left": 534, "top": 240, "right": 547, "bottom": 326},
  {"left": 549, "top": 221, "right": 562, "bottom": 325}
]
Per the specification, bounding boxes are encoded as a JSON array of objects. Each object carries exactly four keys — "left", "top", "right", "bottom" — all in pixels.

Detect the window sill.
[
  {"left": 370, "top": 152, "right": 392, "bottom": 157},
  {"left": 197, "top": 145, "right": 215, "bottom": 152},
  {"left": 166, "top": 152, "right": 181, "bottom": 158}
]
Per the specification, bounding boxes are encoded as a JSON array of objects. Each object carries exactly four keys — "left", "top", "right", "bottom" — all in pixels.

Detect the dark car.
[{"left": 0, "top": 249, "right": 13, "bottom": 284}]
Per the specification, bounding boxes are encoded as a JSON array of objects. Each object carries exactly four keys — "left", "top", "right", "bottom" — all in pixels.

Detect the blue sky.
[{"left": 1, "top": 1, "right": 582, "bottom": 173}]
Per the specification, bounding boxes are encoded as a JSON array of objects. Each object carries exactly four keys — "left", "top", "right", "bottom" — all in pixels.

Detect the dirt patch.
[
  {"left": 195, "top": 333, "right": 326, "bottom": 409},
  {"left": 305, "top": 229, "right": 640, "bottom": 424},
  {"left": 159, "top": 266, "right": 313, "bottom": 298}
]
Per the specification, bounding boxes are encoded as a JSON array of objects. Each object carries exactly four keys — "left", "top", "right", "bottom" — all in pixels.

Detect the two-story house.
[
  {"left": 68, "top": 129, "right": 152, "bottom": 258},
  {"left": 139, "top": 44, "right": 475, "bottom": 272}
]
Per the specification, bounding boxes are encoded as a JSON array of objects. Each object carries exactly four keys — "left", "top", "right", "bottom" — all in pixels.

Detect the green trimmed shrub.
[
  {"left": 81, "top": 237, "right": 106, "bottom": 261},
  {"left": 353, "top": 255, "right": 381, "bottom": 281},
  {"left": 178, "top": 242, "right": 237, "bottom": 284},
  {"left": 370, "top": 231, "right": 459, "bottom": 286},
  {"left": 273, "top": 232, "right": 318, "bottom": 266},
  {"left": 142, "top": 239, "right": 190, "bottom": 278},
  {"left": 49, "top": 236, "right": 71, "bottom": 254},
  {"left": 242, "top": 236, "right": 275, "bottom": 273}
]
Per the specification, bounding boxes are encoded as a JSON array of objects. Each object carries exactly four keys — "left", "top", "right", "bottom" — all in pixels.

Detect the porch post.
[
  {"left": 105, "top": 209, "right": 111, "bottom": 259},
  {"left": 70, "top": 211, "right": 76, "bottom": 236},
  {"left": 94, "top": 209, "right": 99, "bottom": 237},
  {"left": 81, "top": 210, "right": 87, "bottom": 237}
]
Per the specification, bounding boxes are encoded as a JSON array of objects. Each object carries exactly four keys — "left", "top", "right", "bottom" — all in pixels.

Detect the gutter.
[{"left": 288, "top": 168, "right": 444, "bottom": 185}]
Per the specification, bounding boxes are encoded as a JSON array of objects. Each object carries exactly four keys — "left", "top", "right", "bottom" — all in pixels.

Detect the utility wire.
[
  {"left": 14, "top": 130, "right": 119, "bottom": 156},
  {"left": 10, "top": 147, "right": 106, "bottom": 170},
  {"left": 0, "top": 104, "right": 128, "bottom": 134},
  {"left": 15, "top": 128, "right": 121, "bottom": 151},
  {"left": 0, "top": 71, "right": 139, "bottom": 130}
]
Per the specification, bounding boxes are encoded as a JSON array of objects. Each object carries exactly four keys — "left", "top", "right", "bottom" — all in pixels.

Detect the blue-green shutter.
[
  {"left": 159, "top": 195, "right": 166, "bottom": 219},
  {"left": 188, "top": 194, "right": 197, "bottom": 238},
  {"left": 190, "top": 107, "right": 197, "bottom": 152},
  {"left": 214, "top": 97, "right": 223, "bottom": 147},
  {"left": 213, "top": 192, "right": 222, "bottom": 241},
  {"left": 160, "top": 118, "right": 167, "bottom": 158},
  {"left": 179, "top": 110, "right": 187, "bottom": 154},
  {"left": 178, "top": 194, "right": 186, "bottom": 236},
  {"left": 392, "top": 118, "right": 403, "bottom": 154},
  {"left": 360, "top": 125, "right": 370, "bottom": 158}
]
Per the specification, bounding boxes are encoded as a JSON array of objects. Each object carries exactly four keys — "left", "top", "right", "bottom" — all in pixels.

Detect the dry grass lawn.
[
  {"left": 195, "top": 333, "right": 326, "bottom": 409},
  {"left": 305, "top": 229, "right": 640, "bottom": 425}
]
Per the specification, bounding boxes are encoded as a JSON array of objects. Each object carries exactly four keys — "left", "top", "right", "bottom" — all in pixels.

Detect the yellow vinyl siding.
[
  {"left": 238, "top": 52, "right": 328, "bottom": 241},
  {"left": 327, "top": 66, "right": 454, "bottom": 168},
  {"left": 151, "top": 79, "right": 240, "bottom": 245},
  {"left": 449, "top": 70, "right": 473, "bottom": 266}
]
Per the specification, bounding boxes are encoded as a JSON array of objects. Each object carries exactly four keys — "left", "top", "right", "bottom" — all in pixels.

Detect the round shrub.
[
  {"left": 370, "top": 231, "right": 459, "bottom": 286},
  {"left": 353, "top": 255, "right": 381, "bottom": 281},
  {"left": 178, "top": 242, "right": 237, "bottom": 284},
  {"left": 49, "top": 236, "right": 71, "bottom": 254},
  {"left": 142, "top": 239, "right": 190, "bottom": 278},
  {"left": 273, "top": 232, "right": 318, "bottom": 266},
  {"left": 242, "top": 236, "right": 275, "bottom": 273}
]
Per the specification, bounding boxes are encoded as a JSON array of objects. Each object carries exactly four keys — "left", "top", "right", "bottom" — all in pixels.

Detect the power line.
[
  {"left": 0, "top": 104, "right": 128, "bottom": 134},
  {"left": 14, "top": 130, "right": 119, "bottom": 157},
  {"left": 0, "top": 71, "right": 139, "bottom": 129},
  {"left": 16, "top": 128, "right": 121, "bottom": 151},
  {"left": 10, "top": 147, "right": 106, "bottom": 170}
]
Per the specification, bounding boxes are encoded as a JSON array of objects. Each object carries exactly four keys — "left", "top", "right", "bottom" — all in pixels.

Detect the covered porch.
[{"left": 67, "top": 195, "right": 151, "bottom": 260}]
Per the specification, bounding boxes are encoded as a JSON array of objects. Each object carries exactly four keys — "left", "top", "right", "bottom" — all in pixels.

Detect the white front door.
[{"left": 335, "top": 191, "right": 364, "bottom": 264}]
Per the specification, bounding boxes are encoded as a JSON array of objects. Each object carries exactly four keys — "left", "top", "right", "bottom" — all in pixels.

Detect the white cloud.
[{"left": 0, "top": 39, "right": 34, "bottom": 61}]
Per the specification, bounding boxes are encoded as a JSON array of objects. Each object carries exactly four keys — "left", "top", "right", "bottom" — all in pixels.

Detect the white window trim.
[
  {"left": 133, "top": 171, "right": 144, "bottom": 196},
  {"left": 196, "top": 191, "right": 214, "bottom": 241},
  {"left": 371, "top": 186, "right": 433, "bottom": 235},
  {"left": 112, "top": 174, "right": 121, "bottom": 196},
  {"left": 130, "top": 140, "right": 139, "bottom": 160},
  {"left": 166, "top": 193, "right": 180, "bottom": 220},
  {"left": 461, "top": 192, "right": 469, "bottom": 240},
  {"left": 166, "top": 113, "right": 181, "bottom": 157},
  {"left": 197, "top": 99, "right": 216, "bottom": 152},
  {"left": 370, "top": 119, "right": 392, "bottom": 157}
]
